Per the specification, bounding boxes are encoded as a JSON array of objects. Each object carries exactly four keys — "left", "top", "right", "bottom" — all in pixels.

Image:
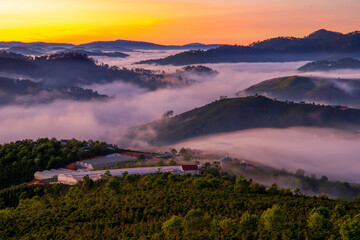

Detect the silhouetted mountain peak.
[{"left": 305, "top": 29, "right": 343, "bottom": 40}]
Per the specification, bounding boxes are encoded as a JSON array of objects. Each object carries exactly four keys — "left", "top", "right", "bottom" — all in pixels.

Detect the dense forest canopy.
[{"left": 1, "top": 169, "right": 360, "bottom": 239}]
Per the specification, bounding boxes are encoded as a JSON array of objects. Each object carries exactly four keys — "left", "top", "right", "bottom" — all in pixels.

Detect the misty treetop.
[
  {"left": 1, "top": 170, "right": 360, "bottom": 239},
  {"left": 0, "top": 76, "right": 108, "bottom": 105},
  {"left": 180, "top": 65, "right": 219, "bottom": 75}
]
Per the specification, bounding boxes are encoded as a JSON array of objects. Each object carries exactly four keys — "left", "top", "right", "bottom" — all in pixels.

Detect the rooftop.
[{"left": 181, "top": 165, "right": 199, "bottom": 171}]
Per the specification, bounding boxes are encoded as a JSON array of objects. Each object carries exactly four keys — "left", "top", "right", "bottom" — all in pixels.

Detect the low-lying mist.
[
  {"left": 2, "top": 51, "right": 360, "bottom": 187},
  {"left": 0, "top": 59, "right": 306, "bottom": 144},
  {"left": 170, "top": 127, "right": 360, "bottom": 183},
  {"left": 299, "top": 69, "right": 360, "bottom": 80}
]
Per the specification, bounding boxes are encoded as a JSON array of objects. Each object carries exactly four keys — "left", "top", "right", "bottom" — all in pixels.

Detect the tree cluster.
[{"left": 0, "top": 138, "right": 117, "bottom": 189}]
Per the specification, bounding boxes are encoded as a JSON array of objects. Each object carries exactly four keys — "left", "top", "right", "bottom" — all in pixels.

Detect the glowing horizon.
[{"left": 0, "top": 0, "right": 359, "bottom": 45}]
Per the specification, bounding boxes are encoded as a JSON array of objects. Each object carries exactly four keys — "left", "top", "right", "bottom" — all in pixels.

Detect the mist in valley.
[
  {"left": 1, "top": 51, "right": 360, "bottom": 186},
  {"left": 169, "top": 127, "right": 360, "bottom": 183},
  {"left": 0, "top": 55, "right": 305, "bottom": 144}
]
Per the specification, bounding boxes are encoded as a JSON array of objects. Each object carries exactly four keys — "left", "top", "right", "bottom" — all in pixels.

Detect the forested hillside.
[{"left": 1, "top": 169, "right": 360, "bottom": 239}]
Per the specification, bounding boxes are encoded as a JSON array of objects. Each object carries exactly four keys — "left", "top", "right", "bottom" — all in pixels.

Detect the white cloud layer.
[
  {"left": 2, "top": 51, "right": 360, "bottom": 183},
  {"left": 171, "top": 127, "right": 360, "bottom": 183}
]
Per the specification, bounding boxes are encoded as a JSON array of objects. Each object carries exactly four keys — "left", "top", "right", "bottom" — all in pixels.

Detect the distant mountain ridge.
[
  {"left": 305, "top": 29, "right": 343, "bottom": 40},
  {"left": 0, "top": 40, "right": 220, "bottom": 56},
  {"left": 78, "top": 40, "right": 220, "bottom": 51},
  {"left": 249, "top": 29, "right": 360, "bottom": 51},
  {"left": 135, "top": 29, "right": 360, "bottom": 65}
]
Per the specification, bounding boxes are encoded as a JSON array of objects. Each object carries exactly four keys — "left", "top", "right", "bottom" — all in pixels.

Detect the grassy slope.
[
  {"left": 241, "top": 76, "right": 360, "bottom": 106},
  {"left": 152, "top": 96, "right": 360, "bottom": 144}
]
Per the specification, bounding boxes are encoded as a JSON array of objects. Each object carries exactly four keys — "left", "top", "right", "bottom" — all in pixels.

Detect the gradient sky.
[{"left": 0, "top": 0, "right": 359, "bottom": 45}]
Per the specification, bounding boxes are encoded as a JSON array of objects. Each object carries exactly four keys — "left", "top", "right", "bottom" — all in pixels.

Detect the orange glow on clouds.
[{"left": 0, "top": 0, "right": 359, "bottom": 44}]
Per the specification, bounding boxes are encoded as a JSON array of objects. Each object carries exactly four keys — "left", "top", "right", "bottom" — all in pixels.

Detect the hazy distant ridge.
[
  {"left": 135, "top": 29, "right": 360, "bottom": 65},
  {"left": 298, "top": 57, "right": 360, "bottom": 71}
]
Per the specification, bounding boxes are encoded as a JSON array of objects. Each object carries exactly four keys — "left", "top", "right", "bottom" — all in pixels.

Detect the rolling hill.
[
  {"left": 137, "top": 96, "right": 360, "bottom": 144},
  {"left": 239, "top": 76, "right": 360, "bottom": 107}
]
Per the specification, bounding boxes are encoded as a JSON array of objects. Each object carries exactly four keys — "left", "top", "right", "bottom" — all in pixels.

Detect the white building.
[
  {"left": 34, "top": 168, "right": 76, "bottom": 181},
  {"left": 58, "top": 166, "right": 181, "bottom": 185}
]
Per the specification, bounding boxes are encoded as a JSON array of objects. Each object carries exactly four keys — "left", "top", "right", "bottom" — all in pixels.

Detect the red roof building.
[
  {"left": 64, "top": 162, "right": 76, "bottom": 170},
  {"left": 28, "top": 180, "right": 48, "bottom": 186},
  {"left": 180, "top": 165, "right": 199, "bottom": 175}
]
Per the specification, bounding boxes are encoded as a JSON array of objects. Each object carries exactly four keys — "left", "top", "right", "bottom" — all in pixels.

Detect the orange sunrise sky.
[{"left": 0, "top": 0, "right": 359, "bottom": 45}]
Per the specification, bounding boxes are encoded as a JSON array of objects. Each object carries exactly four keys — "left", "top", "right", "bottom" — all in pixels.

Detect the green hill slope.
[
  {"left": 145, "top": 96, "right": 360, "bottom": 144},
  {"left": 240, "top": 76, "right": 360, "bottom": 107}
]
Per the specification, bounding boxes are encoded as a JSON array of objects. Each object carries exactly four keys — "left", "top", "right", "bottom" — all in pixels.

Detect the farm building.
[
  {"left": 180, "top": 165, "right": 199, "bottom": 175},
  {"left": 76, "top": 153, "right": 137, "bottom": 170},
  {"left": 34, "top": 168, "right": 76, "bottom": 182},
  {"left": 58, "top": 173, "right": 102, "bottom": 185},
  {"left": 58, "top": 166, "right": 181, "bottom": 185}
]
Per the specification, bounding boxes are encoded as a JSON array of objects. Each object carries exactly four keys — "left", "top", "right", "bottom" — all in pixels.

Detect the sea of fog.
[
  {"left": 2, "top": 50, "right": 360, "bottom": 183},
  {"left": 169, "top": 128, "right": 360, "bottom": 183},
  {"left": 1, "top": 51, "right": 312, "bottom": 144}
]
